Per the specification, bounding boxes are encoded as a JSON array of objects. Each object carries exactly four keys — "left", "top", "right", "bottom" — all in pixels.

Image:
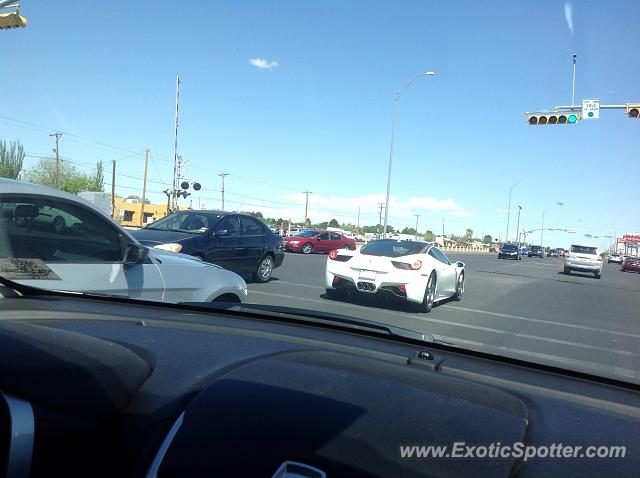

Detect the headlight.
[
  {"left": 289, "top": 240, "right": 300, "bottom": 245},
  {"left": 154, "top": 243, "right": 183, "bottom": 253}
]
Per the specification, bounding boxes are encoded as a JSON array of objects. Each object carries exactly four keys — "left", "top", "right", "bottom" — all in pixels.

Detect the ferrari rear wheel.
[
  {"left": 414, "top": 273, "right": 436, "bottom": 313},
  {"left": 452, "top": 271, "right": 464, "bottom": 301}
]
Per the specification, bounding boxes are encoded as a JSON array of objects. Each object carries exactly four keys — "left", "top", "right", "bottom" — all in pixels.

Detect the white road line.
[
  {"left": 443, "top": 305, "right": 640, "bottom": 340},
  {"left": 267, "top": 280, "right": 326, "bottom": 290},
  {"left": 248, "top": 291, "right": 640, "bottom": 357}
]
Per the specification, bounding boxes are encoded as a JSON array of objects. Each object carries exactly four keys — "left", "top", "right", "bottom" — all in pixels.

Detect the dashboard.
[{"left": 0, "top": 294, "right": 638, "bottom": 477}]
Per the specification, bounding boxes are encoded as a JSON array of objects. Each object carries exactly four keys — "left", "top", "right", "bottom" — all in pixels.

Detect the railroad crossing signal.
[
  {"left": 627, "top": 104, "right": 640, "bottom": 119},
  {"left": 527, "top": 112, "right": 580, "bottom": 125}
]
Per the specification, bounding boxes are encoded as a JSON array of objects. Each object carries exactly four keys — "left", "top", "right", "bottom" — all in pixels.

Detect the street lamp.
[
  {"left": 515, "top": 205, "right": 522, "bottom": 246},
  {"left": 540, "top": 202, "right": 564, "bottom": 251},
  {"left": 383, "top": 71, "right": 435, "bottom": 239},
  {"left": 506, "top": 179, "right": 524, "bottom": 242}
]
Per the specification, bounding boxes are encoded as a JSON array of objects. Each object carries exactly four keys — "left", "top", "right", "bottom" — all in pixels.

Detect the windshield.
[
  {"left": 361, "top": 240, "right": 425, "bottom": 257},
  {"left": 147, "top": 212, "right": 222, "bottom": 233},
  {"left": 2, "top": 1, "right": 640, "bottom": 388},
  {"left": 297, "top": 230, "right": 319, "bottom": 238}
]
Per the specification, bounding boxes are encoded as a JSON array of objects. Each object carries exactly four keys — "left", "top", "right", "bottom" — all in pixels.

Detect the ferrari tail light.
[
  {"left": 393, "top": 260, "right": 422, "bottom": 270},
  {"left": 328, "top": 250, "right": 338, "bottom": 260}
]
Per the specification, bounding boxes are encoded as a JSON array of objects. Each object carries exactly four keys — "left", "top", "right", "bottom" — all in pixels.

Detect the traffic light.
[
  {"left": 0, "top": 11, "right": 27, "bottom": 29},
  {"left": 626, "top": 104, "right": 640, "bottom": 119},
  {"left": 527, "top": 112, "right": 580, "bottom": 125}
]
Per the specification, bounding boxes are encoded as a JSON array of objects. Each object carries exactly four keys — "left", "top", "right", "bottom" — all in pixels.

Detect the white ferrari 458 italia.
[{"left": 325, "top": 239, "right": 465, "bottom": 313}]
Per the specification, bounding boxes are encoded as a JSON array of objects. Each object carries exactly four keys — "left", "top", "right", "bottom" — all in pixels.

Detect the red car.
[
  {"left": 621, "top": 256, "right": 640, "bottom": 273},
  {"left": 284, "top": 230, "right": 356, "bottom": 254}
]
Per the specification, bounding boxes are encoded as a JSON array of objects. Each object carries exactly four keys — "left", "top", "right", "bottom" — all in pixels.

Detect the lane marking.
[{"left": 248, "top": 291, "right": 640, "bottom": 357}]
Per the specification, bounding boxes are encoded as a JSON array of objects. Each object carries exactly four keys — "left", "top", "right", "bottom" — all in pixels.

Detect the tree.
[
  {"left": 126, "top": 195, "right": 150, "bottom": 204},
  {"left": 483, "top": 235, "right": 492, "bottom": 244},
  {"left": 24, "top": 158, "right": 103, "bottom": 194},
  {"left": 93, "top": 161, "right": 104, "bottom": 191},
  {"left": 464, "top": 228, "right": 473, "bottom": 241},
  {"left": 424, "top": 230, "right": 435, "bottom": 242},
  {"left": 401, "top": 227, "right": 417, "bottom": 235},
  {"left": 328, "top": 218, "right": 340, "bottom": 228},
  {"left": 0, "top": 139, "right": 25, "bottom": 179}
]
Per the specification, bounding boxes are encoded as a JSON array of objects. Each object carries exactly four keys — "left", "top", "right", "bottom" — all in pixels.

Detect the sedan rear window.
[
  {"left": 502, "top": 244, "right": 517, "bottom": 250},
  {"left": 571, "top": 245, "right": 598, "bottom": 255},
  {"left": 361, "top": 240, "right": 424, "bottom": 257}
]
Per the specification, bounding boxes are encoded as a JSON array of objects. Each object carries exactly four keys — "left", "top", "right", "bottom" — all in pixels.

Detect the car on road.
[
  {"left": 284, "top": 229, "right": 356, "bottom": 254},
  {"left": 498, "top": 243, "right": 521, "bottom": 260},
  {"left": 547, "top": 249, "right": 557, "bottom": 257},
  {"left": 130, "top": 210, "right": 284, "bottom": 282},
  {"left": 0, "top": 178, "right": 248, "bottom": 303},
  {"left": 519, "top": 247, "right": 529, "bottom": 255},
  {"left": 528, "top": 245, "right": 544, "bottom": 258},
  {"left": 564, "top": 244, "right": 603, "bottom": 278},
  {"left": 325, "top": 239, "right": 465, "bottom": 313},
  {"left": 608, "top": 253, "right": 623, "bottom": 264},
  {"left": 621, "top": 255, "right": 640, "bottom": 273}
]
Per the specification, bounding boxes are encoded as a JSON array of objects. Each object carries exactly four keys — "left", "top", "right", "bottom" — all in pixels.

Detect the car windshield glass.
[
  {"left": 361, "top": 240, "right": 424, "bottom": 257},
  {"left": 2, "top": 1, "right": 639, "bottom": 387},
  {"left": 146, "top": 212, "right": 221, "bottom": 233},
  {"left": 571, "top": 245, "right": 598, "bottom": 255}
]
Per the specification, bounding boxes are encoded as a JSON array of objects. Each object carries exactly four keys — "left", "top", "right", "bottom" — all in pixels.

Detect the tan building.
[{"left": 114, "top": 198, "right": 170, "bottom": 227}]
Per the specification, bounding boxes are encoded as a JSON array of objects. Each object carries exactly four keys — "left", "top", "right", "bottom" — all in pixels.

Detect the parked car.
[
  {"left": 325, "top": 239, "right": 465, "bottom": 313},
  {"left": 547, "top": 250, "right": 557, "bottom": 257},
  {"left": 621, "top": 256, "right": 640, "bottom": 273},
  {"left": 284, "top": 229, "right": 356, "bottom": 254},
  {"left": 498, "top": 243, "right": 521, "bottom": 260},
  {"left": 564, "top": 244, "right": 603, "bottom": 278},
  {"left": 131, "top": 210, "right": 284, "bottom": 282},
  {"left": 528, "top": 245, "right": 544, "bottom": 258},
  {"left": 0, "top": 178, "right": 247, "bottom": 302},
  {"left": 608, "top": 253, "right": 623, "bottom": 264}
]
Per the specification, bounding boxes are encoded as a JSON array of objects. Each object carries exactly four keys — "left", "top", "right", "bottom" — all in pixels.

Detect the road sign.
[{"left": 582, "top": 99, "right": 600, "bottom": 120}]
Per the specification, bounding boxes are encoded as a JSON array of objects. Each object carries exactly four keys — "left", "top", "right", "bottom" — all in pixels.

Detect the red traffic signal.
[{"left": 627, "top": 104, "right": 640, "bottom": 119}]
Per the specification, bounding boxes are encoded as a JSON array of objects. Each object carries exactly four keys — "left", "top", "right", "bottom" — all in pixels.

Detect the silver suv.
[{"left": 564, "top": 244, "right": 603, "bottom": 278}]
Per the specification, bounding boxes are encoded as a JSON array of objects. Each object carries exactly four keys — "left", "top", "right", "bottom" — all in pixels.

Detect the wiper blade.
[
  {"left": 0, "top": 276, "right": 432, "bottom": 343},
  {"left": 180, "top": 301, "right": 434, "bottom": 343}
]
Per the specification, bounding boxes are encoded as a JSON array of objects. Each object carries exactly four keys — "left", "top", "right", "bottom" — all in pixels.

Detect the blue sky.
[{"left": 2, "top": 0, "right": 639, "bottom": 248}]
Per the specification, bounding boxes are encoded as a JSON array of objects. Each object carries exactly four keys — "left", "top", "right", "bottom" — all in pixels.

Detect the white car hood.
[{"left": 148, "top": 248, "right": 223, "bottom": 269}]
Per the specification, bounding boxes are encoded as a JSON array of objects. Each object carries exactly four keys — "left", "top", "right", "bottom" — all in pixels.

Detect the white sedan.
[
  {"left": 325, "top": 239, "right": 465, "bottom": 312},
  {"left": 0, "top": 178, "right": 247, "bottom": 304}
]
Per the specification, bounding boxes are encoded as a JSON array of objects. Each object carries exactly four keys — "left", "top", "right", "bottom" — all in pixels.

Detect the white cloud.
[
  {"left": 496, "top": 208, "right": 508, "bottom": 213},
  {"left": 408, "top": 196, "right": 473, "bottom": 217},
  {"left": 249, "top": 58, "right": 279, "bottom": 70},
  {"left": 564, "top": 2, "right": 574, "bottom": 36}
]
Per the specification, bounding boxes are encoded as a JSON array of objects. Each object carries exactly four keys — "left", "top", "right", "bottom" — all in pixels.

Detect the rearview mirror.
[
  {"left": 14, "top": 204, "right": 38, "bottom": 219},
  {"left": 456, "top": 261, "right": 465, "bottom": 268},
  {"left": 124, "top": 243, "right": 149, "bottom": 266}
]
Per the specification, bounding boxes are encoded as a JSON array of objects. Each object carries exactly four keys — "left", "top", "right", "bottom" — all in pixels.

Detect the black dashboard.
[{"left": 0, "top": 294, "right": 638, "bottom": 477}]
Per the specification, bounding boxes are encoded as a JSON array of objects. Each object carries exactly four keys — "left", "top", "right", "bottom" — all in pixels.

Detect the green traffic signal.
[
  {"left": 568, "top": 114, "right": 577, "bottom": 123},
  {"left": 526, "top": 113, "right": 580, "bottom": 125}
]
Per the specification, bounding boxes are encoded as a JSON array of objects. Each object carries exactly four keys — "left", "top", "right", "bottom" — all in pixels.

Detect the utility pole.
[
  {"left": 442, "top": 218, "right": 445, "bottom": 239},
  {"left": 414, "top": 213, "right": 420, "bottom": 241},
  {"left": 571, "top": 54, "right": 577, "bottom": 106},
  {"left": 357, "top": 206, "right": 361, "bottom": 234},
  {"left": 140, "top": 148, "right": 149, "bottom": 227},
  {"left": 303, "top": 191, "right": 312, "bottom": 225},
  {"left": 171, "top": 75, "right": 180, "bottom": 211},
  {"left": 49, "top": 132, "right": 62, "bottom": 188},
  {"left": 378, "top": 202, "right": 385, "bottom": 237},
  {"left": 218, "top": 173, "right": 229, "bottom": 210},
  {"left": 515, "top": 206, "right": 522, "bottom": 247},
  {"left": 111, "top": 160, "right": 116, "bottom": 219}
]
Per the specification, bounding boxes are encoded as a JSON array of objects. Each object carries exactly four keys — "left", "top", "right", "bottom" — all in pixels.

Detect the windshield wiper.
[
  {"left": 0, "top": 275, "right": 433, "bottom": 343},
  {"left": 180, "top": 302, "right": 433, "bottom": 342}
]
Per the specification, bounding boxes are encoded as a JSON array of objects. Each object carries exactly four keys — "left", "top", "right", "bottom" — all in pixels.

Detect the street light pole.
[
  {"left": 383, "top": 71, "right": 435, "bottom": 239},
  {"left": 540, "top": 202, "right": 563, "bottom": 252},
  {"left": 515, "top": 206, "right": 522, "bottom": 247},
  {"left": 506, "top": 179, "right": 524, "bottom": 242}
]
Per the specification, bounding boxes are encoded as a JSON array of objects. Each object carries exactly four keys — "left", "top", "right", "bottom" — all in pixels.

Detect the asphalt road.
[{"left": 247, "top": 252, "right": 640, "bottom": 384}]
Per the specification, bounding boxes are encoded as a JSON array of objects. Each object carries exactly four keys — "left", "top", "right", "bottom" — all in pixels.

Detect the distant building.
[{"left": 113, "top": 198, "right": 170, "bottom": 227}]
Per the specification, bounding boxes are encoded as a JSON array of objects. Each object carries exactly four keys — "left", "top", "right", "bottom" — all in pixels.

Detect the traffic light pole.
[{"left": 554, "top": 104, "right": 629, "bottom": 111}]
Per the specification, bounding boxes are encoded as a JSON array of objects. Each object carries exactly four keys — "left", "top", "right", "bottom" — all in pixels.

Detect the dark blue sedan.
[{"left": 131, "top": 210, "right": 284, "bottom": 282}]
